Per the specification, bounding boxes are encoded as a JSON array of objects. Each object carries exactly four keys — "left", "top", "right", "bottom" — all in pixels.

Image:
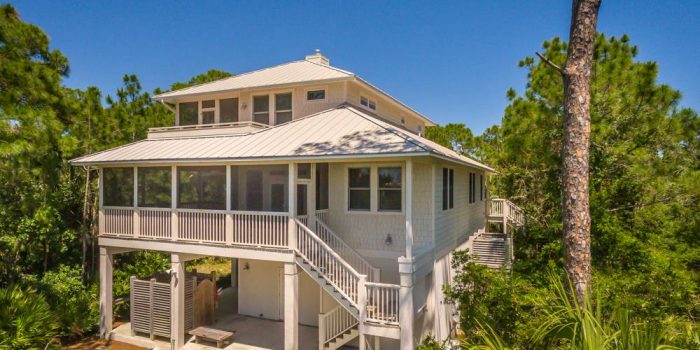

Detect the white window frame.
[
  {"left": 377, "top": 166, "right": 402, "bottom": 212},
  {"left": 304, "top": 86, "right": 328, "bottom": 103},
  {"left": 252, "top": 94, "right": 271, "bottom": 125},
  {"left": 274, "top": 91, "right": 293, "bottom": 125},
  {"left": 345, "top": 163, "right": 404, "bottom": 215},
  {"left": 200, "top": 99, "right": 217, "bottom": 124}
]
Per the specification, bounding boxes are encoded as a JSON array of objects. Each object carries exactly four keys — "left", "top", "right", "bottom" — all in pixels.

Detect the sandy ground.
[{"left": 63, "top": 337, "right": 146, "bottom": 350}]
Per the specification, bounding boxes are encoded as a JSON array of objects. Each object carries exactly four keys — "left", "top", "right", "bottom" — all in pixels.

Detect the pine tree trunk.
[{"left": 562, "top": 0, "right": 601, "bottom": 306}]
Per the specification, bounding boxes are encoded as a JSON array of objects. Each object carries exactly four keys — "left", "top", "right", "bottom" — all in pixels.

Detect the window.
[
  {"left": 297, "top": 163, "right": 311, "bottom": 180},
  {"left": 360, "top": 96, "right": 368, "bottom": 107},
  {"left": 316, "top": 163, "right": 329, "bottom": 210},
  {"left": 103, "top": 167, "right": 134, "bottom": 207},
  {"left": 480, "top": 174, "right": 484, "bottom": 201},
  {"left": 230, "top": 166, "right": 239, "bottom": 210},
  {"left": 468, "top": 172, "right": 476, "bottom": 204},
  {"left": 275, "top": 93, "right": 292, "bottom": 124},
  {"left": 368, "top": 100, "right": 376, "bottom": 110},
  {"left": 202, "top": 100, "right": 215, "bottom": 124},
  {"left": 378, "top": 167, "right": 402, "bottom": 211},
  {"left": 348, "top": 168, "right": 370, "bottom": 211},
  {"left": 297, "top": 184, "right": 307, "bottom": 216},
  {"left": 177, "top": 166, "right": 226, "bottom": 210},
  {"left": 307, "top": 89, "right": 325, "bottom": 101},
  {"left": 178, "top": 102, "right": 198, "bottom": 126},
  {"left": 253, "top": 95, "right": 269, "bottom": 125},
  {"left": 137, "top": 167, "right": 171, "bottom": 208},
  {"left": 442, "top": 168, "right": 454, "bottom": 210},
  {"left": 220, "top": 98, "right": 239, "bottom": 123}
]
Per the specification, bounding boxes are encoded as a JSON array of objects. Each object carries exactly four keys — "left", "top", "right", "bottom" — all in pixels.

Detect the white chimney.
[{"left": 305, "top": 49, "right": 330, "bottom": 66}]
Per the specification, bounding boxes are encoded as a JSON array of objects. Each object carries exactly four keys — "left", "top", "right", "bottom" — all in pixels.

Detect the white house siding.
[
  {"left": 412, "top": 161, "right": 434, "bottom": 250},
  {"left": 413, "top": 271, "right": 436, "bottom": 345},
  {"left": 237, "top": 259, "right": 322, "bottom": 326},
  {"left": 346, "top": 82, "right": 426, "bottom": 135},
  {"left": 433, "top": 161, "right": 487, "bottom": 259}
]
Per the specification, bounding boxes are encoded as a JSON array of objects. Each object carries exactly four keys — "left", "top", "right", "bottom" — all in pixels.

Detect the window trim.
[
  {"left": 201, "top": 99, "right": 217, "bottom": 124},
  {"left": 304, "top": 86, "right": 328, "bottom": 103},
  {"left": 347, "top": 166, "right": 371, "bottom": 212},
  {"left": 377, "top": 166, "right": 402, "bottom": 212},
  {"left": 274, "top": 92, "right": 293, "bottom": 125},
  {"left": 252, "top": 94, "right": 271, "bottom": 125},
  {"left": 442, "top": 167, "right": 455, "bottom": 211},
  {"left": 359, "top": 95, "right": 377, "bottom": 111},
  {"left": 345, "top": 163, "right": 404, "bottom": 215}
]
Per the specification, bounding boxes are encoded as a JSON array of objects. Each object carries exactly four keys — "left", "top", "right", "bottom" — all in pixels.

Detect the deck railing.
[
  {"left": 101, "top": 207, "right": 289, "bottom": 248},
  {"left": 319, "top": 305, "right": 358, "bottom": 349},
  {"left": 487, "top": 199, "right": 525, "bottom": 226},
  {"left": 365, "top": 282, "right": 400, "bottom": 325}
]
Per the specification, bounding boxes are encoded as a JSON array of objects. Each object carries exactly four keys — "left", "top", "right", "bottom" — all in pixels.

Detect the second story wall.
[{"left": 346, "top": 81, "right": 427, "bottom": 136}]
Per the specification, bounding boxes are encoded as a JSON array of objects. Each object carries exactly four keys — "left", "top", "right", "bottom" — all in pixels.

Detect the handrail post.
[
  {"left": 318, "top": 312, "right": 326, "bottom": 350},
  {"left": 358, "top": 274, "right": 368, "bottom": 348},
  {"left": 288, "top": 163, "right": 297, "bottom": 250}
]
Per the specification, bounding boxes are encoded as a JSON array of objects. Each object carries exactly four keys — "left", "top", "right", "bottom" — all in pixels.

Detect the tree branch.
[{"left": 536, "top": 52, "right": 564, "bottom": 74}]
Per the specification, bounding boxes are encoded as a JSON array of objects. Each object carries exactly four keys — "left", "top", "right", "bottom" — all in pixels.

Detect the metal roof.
[
  {"left": 154, "top": 60, "right": 353, "bottom": 100},
  {"left": 69, "top": 105, "right": 494, "bottom": 172}
]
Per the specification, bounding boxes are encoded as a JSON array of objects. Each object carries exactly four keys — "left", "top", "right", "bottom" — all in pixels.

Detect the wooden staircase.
[
  {"left": 473, "top": 199, "right": 525, "bottom": 269},
  {"left": 471, "top": 233, "right": 508, "bottom": 269}
]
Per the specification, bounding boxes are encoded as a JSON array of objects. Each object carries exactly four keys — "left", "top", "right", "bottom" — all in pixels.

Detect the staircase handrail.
[
  {"left": 294, "top": 219, "right": 366, "bottom": 306},
  {"left": 319, "top": 305, "right": 359, "bottom": 349},
  {"left": 315, "top": 220, "right": 380, "bottom": 282}
]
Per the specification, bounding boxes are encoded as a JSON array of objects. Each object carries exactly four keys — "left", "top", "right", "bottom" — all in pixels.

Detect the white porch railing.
[
  {"left": 488, "top": 198, "right": 525, "bottom": 226},
  {"left": 315, "top": 209, "right": 330, "bottom": 224},
  {"left": 318, "top": 305, "right": 358, "bottom": 350},
  {"left": 139, "top": 208, "right": 171, "bottom": 239},
  {"left": 365, "top": 282, "right": 400, "bottom": 325},
  {"left": 231, "top": 211, "right": 288, "bottom": 248},
  {"left": 103, "top": 207, "right": 134, "bottom": 236},
  {"left": 178, "top": 210, "right": 226, "bottom": 243},
  {"left": 295, "top": 220, "right": 362, "bottom": 305},
  {"left": 315, "top": 220, "right": 380, "bottom": 282}
]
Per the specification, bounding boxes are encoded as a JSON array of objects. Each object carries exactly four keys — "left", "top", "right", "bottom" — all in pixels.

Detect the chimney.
[{"left": 305, "top": 49, "right": 330, "bottom": 66}]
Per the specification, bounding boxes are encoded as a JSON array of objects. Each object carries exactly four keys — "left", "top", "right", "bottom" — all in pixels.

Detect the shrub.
[
  {"left": 38, "top": 265, "right": 99, "bottom": 337},
  {"left": 0, "top": 285, "right": 59, "bottom": 350}
]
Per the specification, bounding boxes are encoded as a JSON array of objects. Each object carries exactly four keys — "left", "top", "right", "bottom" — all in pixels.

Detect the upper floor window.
[
  {"left": 179, "top": 102, "right": 198, "bottom": 126},
  {"left": 468, "top": 172, "right": 476, "bottom": 204},
  {"left": 297, "top": 163, "right": 311, "bottom": 180},
  {"left": 275, "top": 93, "right": 293, "bottom": 124},
  {"left": 348, "top": 167, "right": 371, "bottom": 211},
  {"left": 138, "top": 167, "right": 171, "bottom": 208},
  {"left": 202, "top": 100, "right": 215, "bottom": 124},
  {"left": 378, "top": 167, "right": 402, "bottom": 212},
  {"left": 442, "top": 168, "right": 454, "bottom": 210},
  {"left": 220, "top": 98, "right": 239, "bottom": 123},
  {"left": 360, "top": 96, "right": 376, "bottom": 110},
  {"left": 480, "top": 174, "right": 484, "bottom": 201},
  {"left": 307, "top": 89, "right": 325, "bottom": 101},
  {"left": 253, "top": 95, "right": 270, "bottom": 125},
  {"left": 316, "top": 163, "right": 329, "bottom": 211},
  {"left": 103, "top": 167, "right": 134, "bottom": 207}
]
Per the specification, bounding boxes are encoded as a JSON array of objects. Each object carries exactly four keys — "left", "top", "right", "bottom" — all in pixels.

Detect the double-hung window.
[
  {"left": 201, "top": 100, "right": 216, "bottom": 124},
  {"left": 442, "top": 168, "right": 454, "bottom": 210},
  {"left": 348, "top": 168, "right": 371, "bottom": 211},
  {"left": 468, "top": 172, "right": 476, "bottom": 204},
  {"left": 378, "top": 167, "right": 402, "bottom": 211},
  {"left": 253, "top": 95, "right": 270, "bottom": 125},
  {"left": 275, "top": 93, "right": 293, "bottom": 125}
]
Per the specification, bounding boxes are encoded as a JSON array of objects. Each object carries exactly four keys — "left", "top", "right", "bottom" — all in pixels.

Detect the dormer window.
[
  {"left": 253, "top": 95, "right": 270, "bottom": 125},
  {"left": 179, "top": 102, "right": 198, "bottom": 126},
  {"left": 202, "top": 100, "right": 215, "bottom": 124}
]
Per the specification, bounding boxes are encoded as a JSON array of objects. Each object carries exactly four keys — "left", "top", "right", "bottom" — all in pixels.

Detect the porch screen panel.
[
  {"left": 220, "top": 98, "right": 239, "bottom": 123},
  {"left": 316, "top": 163, "right": 329, "bottom": 210},
  {"left": 177, "top": 166, "right": 226, "bottom": 210},
  {"left": 275, "top": 93, "right": 292, "bottom": 125},
  {"left": 138, "top": 167, "right": 171, "bottom": 207},
  {"left": 103, "top": 167, "right": 134, "bottom": 207},
  {"left": 253, "top": 95, "right": 269, "bottom": 125}
]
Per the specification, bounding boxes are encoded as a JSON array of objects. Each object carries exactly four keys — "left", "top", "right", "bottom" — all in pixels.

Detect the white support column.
[
  {"left": 405, "top": 159, "right": 414, "bottom": 259},
  {"left": 308, "top": 163, "right": 317, "bottom": 231},
  {"left": 225, "top": 165, "right": 233, "bottom": 244},
  {"left": 133, "top": 167, "right": 140, "bottom": 238},
  {"left": 288, "top": 163, "right": 297, "bottom": 250},
  {"left": 98, "top": 168, "right": 105, "bottom": 235},
  {"left": 358, "top": 275, "right": 368, "bottom": 350},
  {"left": 284, "top": 262, "right": 299, "bottom": 350},
  {"left": 171, "top": 253, "right": 186, "bottom": 349},
  {"left": 398, "top": 257, "right": 415, "bottom": 350},
  {"left": 171, "top": 166, "right": 178, "bottom": 241},
  {"left": 99, "top": 247, "right": 113, "bottom": 338}
]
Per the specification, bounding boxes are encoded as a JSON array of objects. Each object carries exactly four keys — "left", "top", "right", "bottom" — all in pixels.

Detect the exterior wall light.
[{"left": 385, "top": 234, "right": 393, "bottom": 246}]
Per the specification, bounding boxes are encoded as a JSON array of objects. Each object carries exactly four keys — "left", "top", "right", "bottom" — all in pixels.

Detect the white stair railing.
[
  {"left": 318, "top": 305, "right": 358, "bottom": 350},
  {"left": 295, "top": 219, "right": 364, "bottom": 306},
  {"left": 365, "top": 282, "right": 400, "bottom": 325},
  {"left": 315, "top": 220, "right": 380, "bottom": 282}
]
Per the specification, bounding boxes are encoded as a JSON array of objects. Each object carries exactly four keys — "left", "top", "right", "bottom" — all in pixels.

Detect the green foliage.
[
  {"left": 169, "top": 69, "right": 233, "bottom": 91},
  {"left": 36, "top": 266, "right": 99, "bottom": 337},
  {"left": 0, "top": 285, "right": 59, "bottom": 350}
]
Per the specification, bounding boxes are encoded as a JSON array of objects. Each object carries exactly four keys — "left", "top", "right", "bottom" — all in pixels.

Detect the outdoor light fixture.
[
  {"left": 243, "top": 262, "right": 250, "bottom": 270},
  {"left": 385, "top": 234, "right": 393, "bottom": 246}
]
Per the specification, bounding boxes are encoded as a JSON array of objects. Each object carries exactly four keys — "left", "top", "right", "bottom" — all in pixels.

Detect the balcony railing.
[
  {"left": 487, "top": 198, "right": 525, "bottom": 226},
  {"left": 101, "top": 207, "right": 288, "bottom": 249},
  {"left": 365, "top": 282, "right": 400, "bottom": 325}
]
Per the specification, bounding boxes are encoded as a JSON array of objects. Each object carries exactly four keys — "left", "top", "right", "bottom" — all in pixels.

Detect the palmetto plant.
[{"left": 0, "top": 285, "right": 59, "bottom": 350}]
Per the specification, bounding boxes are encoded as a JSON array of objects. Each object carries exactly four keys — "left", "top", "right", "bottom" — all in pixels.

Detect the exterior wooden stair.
[
  {"left": 474, "top": 199, "right": 526, "bottom": 269},
  {"left": 471, "top": 233, "right": 508, "bottom": 269}
]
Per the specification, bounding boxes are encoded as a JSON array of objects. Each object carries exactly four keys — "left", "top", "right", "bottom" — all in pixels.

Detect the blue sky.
[{"left": 11, "top": 1, "right": 700, "bottom": 134}]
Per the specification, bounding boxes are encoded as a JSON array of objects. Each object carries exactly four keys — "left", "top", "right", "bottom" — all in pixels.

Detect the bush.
[
  {"left": 37, "top": 265, "right": 99, "bottom": 337},
  {"left": 0, "top": 285, "right": 59, "bottom": 350}
]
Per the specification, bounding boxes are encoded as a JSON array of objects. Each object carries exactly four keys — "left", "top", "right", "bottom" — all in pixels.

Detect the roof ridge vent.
[{"left": 305, "top": 49, "right": 330, "bottom": 66}]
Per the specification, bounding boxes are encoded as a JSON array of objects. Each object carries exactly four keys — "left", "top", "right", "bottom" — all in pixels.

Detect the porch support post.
[
  {"left": 171, "top": 166, "right": 178, "bottom": 241},
  {"left": 398, "top": 256, "right": 415, "bottom": 350},
  {"left": 171, "top": 253, "right": 186, "bottom": 349},
  {"left": 99, "top": 247, "right": 113, "bottom": 338},
  {"left": 405, "top": 159, "right": 414, "bottom": 258},
  {"left": 308, "top": 163, "right": 317, "bottom": 230},
  {"left": 284, "top": 262, "right": 299, "bottom": 350},
  {"left": 288, "top": 163, "right": 297, "bottom": 250}
]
